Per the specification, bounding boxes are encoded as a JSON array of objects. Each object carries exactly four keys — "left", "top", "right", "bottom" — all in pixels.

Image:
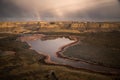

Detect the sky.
[{"left": 0, "top": 0, "right": 120, "bottom": 21}]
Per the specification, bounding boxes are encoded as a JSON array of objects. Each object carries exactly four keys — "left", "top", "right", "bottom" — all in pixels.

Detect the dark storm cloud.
[
  {"left": 65, "top": 2, "right": 120, "bottom": 21},
  {"left": 0, "top": 0, "right": 37, "bottom": 21},
  {"left": 0, "top": 0, "right": 22, "bottom": 17},
  {"left": 0, "top": 0, "right": 120, "bottom": 21}
]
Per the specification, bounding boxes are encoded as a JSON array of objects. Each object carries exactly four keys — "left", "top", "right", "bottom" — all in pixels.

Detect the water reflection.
[
  {"left": 27, "top": 37, "right": 74, "bottom": 56},
  {"left": 27, "top": 36, "right": 120, "bottom": 73}
]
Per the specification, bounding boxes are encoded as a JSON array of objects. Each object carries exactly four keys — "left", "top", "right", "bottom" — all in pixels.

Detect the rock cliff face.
[{"left": 0, "top": 21, "right": 120, "bottom": 33}]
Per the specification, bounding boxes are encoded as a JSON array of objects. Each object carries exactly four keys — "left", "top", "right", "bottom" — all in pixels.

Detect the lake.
[{"left": 25, "top": 35, "right": 120, "bottom": 74}]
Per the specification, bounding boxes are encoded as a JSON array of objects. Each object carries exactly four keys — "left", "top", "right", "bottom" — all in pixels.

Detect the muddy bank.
[
  {"left": 56, "top": 36, "right": 80, "bottom": 61},
  {"left": 20, "top": 34, "right": 120, "bottom": 75}
]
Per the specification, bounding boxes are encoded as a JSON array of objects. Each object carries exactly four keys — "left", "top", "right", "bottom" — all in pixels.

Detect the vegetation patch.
[
  {"left": 0, "top": 33, "right": 116, "bottom": 80},
  {"left": 63, "top": 31, "right": 120, "bottom": 68}
]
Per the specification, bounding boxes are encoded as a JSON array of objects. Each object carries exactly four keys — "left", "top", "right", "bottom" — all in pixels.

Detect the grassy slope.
[
  {"left": 0, "top": 33, "right": 113, "bottom": 80},
  {"left": 63, "top": 31, "right": 120, "bottom": 68}
]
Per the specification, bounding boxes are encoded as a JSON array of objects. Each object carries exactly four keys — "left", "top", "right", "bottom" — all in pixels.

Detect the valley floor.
[{"left": 0, "top": 32, "right": 120, "bottom": 80}]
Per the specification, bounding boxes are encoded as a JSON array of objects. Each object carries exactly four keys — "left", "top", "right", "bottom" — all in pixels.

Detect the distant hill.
[{"left": 0, "top": 21, "right": 120, "bottom": 33}]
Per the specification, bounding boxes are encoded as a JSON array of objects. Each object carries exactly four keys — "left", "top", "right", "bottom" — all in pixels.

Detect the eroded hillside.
[{"left": 0, "top": 22, "right": 120, "bottom": 33}]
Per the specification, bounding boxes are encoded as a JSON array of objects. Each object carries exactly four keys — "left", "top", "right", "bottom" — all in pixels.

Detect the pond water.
[{"left": 26, "top": 36, "right": 120, "bottom": 74}]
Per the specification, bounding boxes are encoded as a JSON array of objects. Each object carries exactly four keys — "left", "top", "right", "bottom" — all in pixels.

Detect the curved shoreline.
[
  {"left": 56, "top": 36, "right": 81, "bottom": 61},
  {"left": 42, "top": 36, "right": 120, "bottom": 75},
  {"left": 56, "top": 37, "right": 120, "bottom": 69},
  {"left": 56, "top": 37, "right": 105, "bottom": 65},
  {"left": 22, "top": 35, "right": 120, "bottom": 75},
  {"left": 41, "top": 39, "right": 120, "bottom": 75}
]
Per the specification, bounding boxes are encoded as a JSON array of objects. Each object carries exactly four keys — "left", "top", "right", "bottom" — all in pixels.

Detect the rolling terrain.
[{"left": 0, "top": 22, "right": 120, "bottom": 80}]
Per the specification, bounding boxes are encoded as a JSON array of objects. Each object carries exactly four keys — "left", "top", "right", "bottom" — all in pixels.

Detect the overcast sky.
[{"left": 0, "top": 0, "right": 120, "bottom": 21}]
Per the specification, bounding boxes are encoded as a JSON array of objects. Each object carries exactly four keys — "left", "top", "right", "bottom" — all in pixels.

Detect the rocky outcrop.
[
  {"left": 0, "top": 21, "right": 120, "bottom": 33},
  {"left": 71, "top": 22, "right": 120, "bottom": 32}
]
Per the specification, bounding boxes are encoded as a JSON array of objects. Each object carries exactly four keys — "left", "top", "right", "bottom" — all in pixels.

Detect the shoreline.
[
  {"left": 21, "top": 34, "right": 120, "bottom": 75},
  {"left": 56, "top": 37, "right": 120, "bottom": 69}
]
